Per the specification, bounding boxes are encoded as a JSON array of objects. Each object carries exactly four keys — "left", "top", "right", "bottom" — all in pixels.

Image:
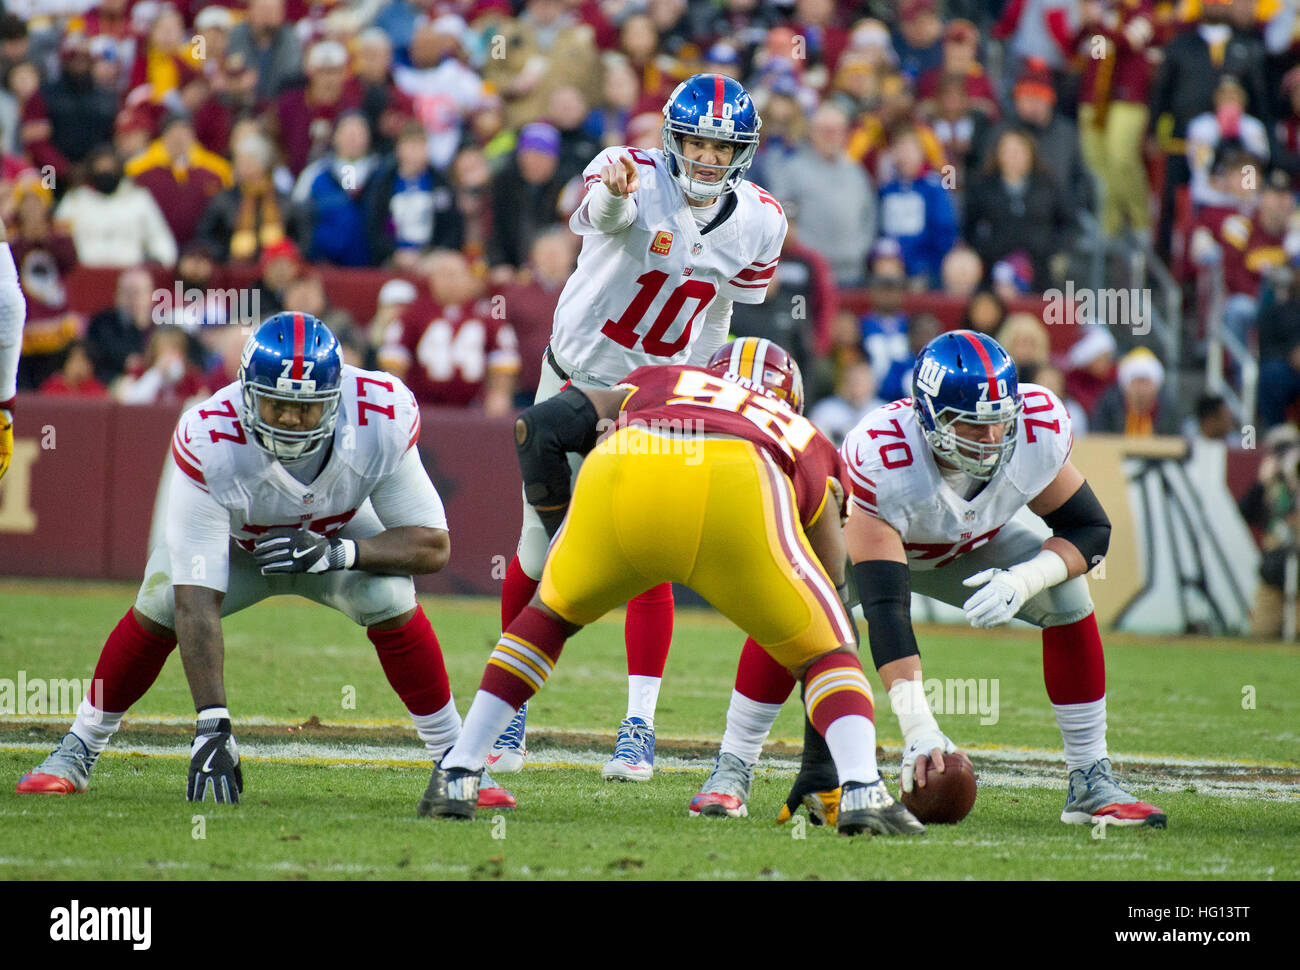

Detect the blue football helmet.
[
  {"left": 661, "top": 73, "right": 761, "bottom": 200},
  {"left": 911, "top": 330, "right": 1023, "bottom": 481},
  {"left": 238, "top": 312, "right": 343, "bottom": 461}
]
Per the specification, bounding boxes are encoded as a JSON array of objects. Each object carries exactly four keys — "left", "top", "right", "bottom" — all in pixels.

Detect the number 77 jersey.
[
  {"left": 551, "top": 145, "right": 788, "bottom": 386},
  {"left": 841, "top": 385, "right": 1074, "bottom": 570}
]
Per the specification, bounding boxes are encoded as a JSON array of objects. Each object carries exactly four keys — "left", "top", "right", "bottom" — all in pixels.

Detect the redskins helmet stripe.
[{"left": 709, "top": 336, "right": 805, "bottom": 414}]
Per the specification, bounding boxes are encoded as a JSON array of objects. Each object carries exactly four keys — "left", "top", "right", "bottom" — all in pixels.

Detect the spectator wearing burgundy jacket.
[
  {"left": 125, "top": 113, "right": 233, "bottom": 248},
  {"left": 270, "top": 40, "right": 362, "bottom": 177}
]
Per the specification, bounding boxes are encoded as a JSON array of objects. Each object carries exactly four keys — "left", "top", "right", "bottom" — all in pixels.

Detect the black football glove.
[
  {"left": 252, "top": 527, "right": 354, "bottom": 575},
  {"left": 187, "top": 711, "right": 243, "bottom": 804}
]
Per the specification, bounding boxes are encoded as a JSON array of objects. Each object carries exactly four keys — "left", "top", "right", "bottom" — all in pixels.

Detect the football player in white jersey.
[
  {"left": 489, "top": 73, "right": 790, "bottom": 781},
  {"left": 0, "top": 214, "right": 26, "bottom": 484},
  {"left": 690, "top": 330, "right": 1168, "bottom": 829},
  {"left": 17, "top": 313, "right": 514, "bottom": 809}
]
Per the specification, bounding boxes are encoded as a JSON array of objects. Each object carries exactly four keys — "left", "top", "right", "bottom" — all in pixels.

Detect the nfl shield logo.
[
  {"left": 963, "top": 509, "right": 975, "bottom": 522},
  {"left": 691, "top": 242, "right": 703, "bottom": 256},
  {"left": 650, "top": 230, "right": 673, "bottom": 255},
  {"left": 303, "top": 492, "right": 315, "bottom": 505}
]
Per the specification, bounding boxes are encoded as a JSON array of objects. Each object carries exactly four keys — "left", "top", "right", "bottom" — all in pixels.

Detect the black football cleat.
[
  {"left": 837, "top": 779, "right": 926, "bottom": 836},
  {"left": 417, "top": 762, "right": 482, "bottom": 819}
]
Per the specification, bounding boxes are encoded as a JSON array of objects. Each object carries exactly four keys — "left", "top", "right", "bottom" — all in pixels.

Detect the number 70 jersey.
[
  {"left": 551, "top": 146, "right": 788, "bottom": 386},
  {"left": 840, "top": 384, "right": 1074, "bottom": 570}
]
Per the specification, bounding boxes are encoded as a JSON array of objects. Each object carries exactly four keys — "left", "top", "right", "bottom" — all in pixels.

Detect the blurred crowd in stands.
[{"left": 3, "top": 0, "right": 1300, "bottom": 449}]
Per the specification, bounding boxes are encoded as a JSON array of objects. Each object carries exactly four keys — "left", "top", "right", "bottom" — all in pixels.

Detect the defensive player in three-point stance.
[
  {"left": 0, "top": 214, "right": 25, "bottom": 485},
  {"left": 489, "top": 73, "right": 789, "bottom": 782},
  {"left": 18, "top": 313, "right": 513, "bottom": 808},
  {"left": 420, "top": 341, "right": 924, "bottom": 837},
  {"left": 690, "top": 330, "right": 1167, "bottom": 829}
]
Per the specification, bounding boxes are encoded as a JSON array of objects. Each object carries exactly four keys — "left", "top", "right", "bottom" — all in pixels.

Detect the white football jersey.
[
  {"left": 550, "top": 145, "right": 788, "bottom": 385},
  {"left": 169, "top": 365, "right": 424, "bottom": 551},
  {"left": 841, "top": 385, "right": 1074, "bottom": 570}
]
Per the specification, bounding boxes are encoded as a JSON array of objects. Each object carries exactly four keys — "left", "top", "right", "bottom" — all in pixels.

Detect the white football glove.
[
  {"left": 961, "top": 551, "right": 1069, "bottom": 629},
  {"left": 899, "top": 729, "right": 958, "bottom": 794}
]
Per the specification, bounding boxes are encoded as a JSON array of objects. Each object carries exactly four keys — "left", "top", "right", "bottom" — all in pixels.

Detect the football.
[{"left": 899, "top": 752, "right": 977, "bottom": 824}]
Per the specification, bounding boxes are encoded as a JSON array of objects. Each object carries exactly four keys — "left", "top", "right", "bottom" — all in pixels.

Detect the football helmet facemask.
[
  {"left": 707, "top": 337, "right": 805, "bottom": 414},
  {"left": 661, "top": 73, "right": 761, "bottom": 200},
  {"left": 912, "top": 330, "right": 1022, "bottom": 481},
  {"left": 239, "top": 312, "right": 343, "bottom": 461}
]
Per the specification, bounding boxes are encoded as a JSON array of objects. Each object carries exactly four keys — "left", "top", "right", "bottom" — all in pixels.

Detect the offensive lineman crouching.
[
  {"left": 18, "top": 313, "right": 513, "bottom": 808},
  {"left": 419, "top": 340, "right": 924, "bottom": 837},
  {"left": 691, "top": 330, "right": 1167, "bottom": 829}
]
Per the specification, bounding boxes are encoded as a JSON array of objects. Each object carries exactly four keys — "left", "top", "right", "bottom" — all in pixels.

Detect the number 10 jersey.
[{"left": 551, "top": 146, "right": 788, "bottom": 386}]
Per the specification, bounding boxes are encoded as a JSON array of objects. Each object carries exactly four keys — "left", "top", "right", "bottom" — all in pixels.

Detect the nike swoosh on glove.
[
  {"left": 187, "top": 717, "right": 243, "bottom": 804},
  {"left": 252, "top": 527, "right": 353, "bottom": 575},
  {"left": 961, "top": 567, "right": 1033, "bottom": 629}
]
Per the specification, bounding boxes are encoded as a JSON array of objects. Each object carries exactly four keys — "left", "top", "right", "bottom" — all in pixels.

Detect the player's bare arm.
[
  {"left": 845, "top": 510, "right": 964, "bottom": 789},
  {"left": 353, "top": 526, "right": 449, "bottom": 575},
  {"left": 173, "top": 584, "right": 228, "bottom": 711}
]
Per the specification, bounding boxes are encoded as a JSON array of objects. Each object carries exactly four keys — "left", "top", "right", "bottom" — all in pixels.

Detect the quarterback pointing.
[
  {"left": 490, "top": 73, "right": 789, "bottom": 782},
  {"left": 18, "top": 313, "right": 512, "bottom": 808},
  {"left": 690, "top": 330, "right": 1167, "bottom": 829}
]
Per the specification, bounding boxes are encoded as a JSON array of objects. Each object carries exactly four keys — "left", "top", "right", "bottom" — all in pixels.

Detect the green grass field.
[{"left": 1, "top": 579, "right": 1297, "bottom": 881}]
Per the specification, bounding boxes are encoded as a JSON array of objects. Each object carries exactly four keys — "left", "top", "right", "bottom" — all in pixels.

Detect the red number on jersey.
[
  {"left": 1020, "top": 390, "right": 1060, "bottom": 443},
  {"left": 197, "top": 398, "right": 247, "bottom": 445},
  {"left": 754, "top": 186, "right": 783, "bottom": 214},
  {"left": 865, "top": 417, "right": 912, "bottom": 466},
  {"left": 356, "top": 376, "right": 396, "bottom": 426},
  {"left": 626, "top": 147, "right": 656, "bottom": 168},
  {"left": 601, "top": 271, "right": 718, "bottom": 358}
]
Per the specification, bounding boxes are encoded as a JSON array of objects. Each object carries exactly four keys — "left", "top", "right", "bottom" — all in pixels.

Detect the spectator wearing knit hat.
[
  {"left": 487, "top": 122, "right": 567, "bottom": 281},
  {"left": 1091, "top": 347, "right": 1181, "bottom": 436},
  {"left": 973, "top": 58, "right": 1094, "bottom": 218},
  {"left": 892, "top": 0, "right": 945, "bottom": 83}
]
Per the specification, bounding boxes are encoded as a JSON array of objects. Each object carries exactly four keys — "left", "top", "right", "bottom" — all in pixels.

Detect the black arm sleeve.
[
  {"left": 515, "top": 387, "right": 601, "bottom": 537},
  {"left": 852, "top": 559, "right": 920, "bottom": 670},
  {"left": 1041, "top": 480, "right": 1111, "bottom": 567}
]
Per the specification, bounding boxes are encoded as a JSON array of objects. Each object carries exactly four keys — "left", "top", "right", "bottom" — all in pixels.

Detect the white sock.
[
  {"left": 719, "top": 690, "right": 782, "bottom": 764},
  {"left": 411, "top": 696, "right": 460, "bottom": 761},
  {"left": 824, "top": 715, "right": 880, "bottom": 786},
  {"left": 440, "top": 691, "right": 519, "bottom": 771},
  {"left": 70, "top": 696, "right": 123, "bottom": 755},
  {"left": 1054, "top": 697, "right": 1108, "bottom": 773},
  {"left": 626, "top": 675, "right": 661, "bottom": 724}
]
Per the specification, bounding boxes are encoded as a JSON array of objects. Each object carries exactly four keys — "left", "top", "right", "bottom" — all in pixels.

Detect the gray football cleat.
[
  {"left": 17, "top": 733, "right": 98, "bottom": 794},
  {"left": 836, "top": 779, "right": 926, "bottom": 836},
  {"left": 1061, "top": 758, "right": 1167, "bottom": 828},
  {"left": 689, "top": 752, "right": 756, "bottom": 818}
]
